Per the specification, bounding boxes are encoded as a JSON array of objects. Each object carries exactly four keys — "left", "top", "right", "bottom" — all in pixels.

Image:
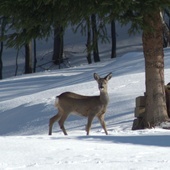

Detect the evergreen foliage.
[{"left": 0, "top": 0, "right": 169, "bottom": 48}]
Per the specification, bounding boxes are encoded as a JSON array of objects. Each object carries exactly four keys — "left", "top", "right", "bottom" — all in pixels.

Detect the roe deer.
[{"left": 49, "top": 72, "right": 112, "bottom": 135}]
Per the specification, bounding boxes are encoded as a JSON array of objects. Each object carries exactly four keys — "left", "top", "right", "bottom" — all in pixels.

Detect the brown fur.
[{"left": 49, "top": 72, "right": 112, "bottom": 135}]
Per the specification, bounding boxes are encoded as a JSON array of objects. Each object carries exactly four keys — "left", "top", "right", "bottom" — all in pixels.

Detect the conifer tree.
[{"left": 69, "top": 0, "right": 170, "bottom": 127}]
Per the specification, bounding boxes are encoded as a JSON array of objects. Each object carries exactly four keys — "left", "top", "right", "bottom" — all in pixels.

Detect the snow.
[{"left": 1, "top": 24, "right": 170, "bottom": 169}]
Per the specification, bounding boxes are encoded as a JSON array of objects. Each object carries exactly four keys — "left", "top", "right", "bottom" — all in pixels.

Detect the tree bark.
[
  {"left": 142, "top": 10, "right": 169, "bottom": 127},
  {"left": 160, "top": 11, "right": 170, "bottom": 47},
  {"left": 91, "top": 14, "right": 100, "bottom": 62},
  {"left": 0, "top": 41, "right": 3, "bottom": 80},
  {"left": 33, "top": 39, "right": 37, "bottom": 73},
  {"left": 52, "top": 25, "right": 64, "bottom": 66},
  {"left": 25, "top": 41, "right": 32, "bottom": 74},
  {"left": 111, "top": 20, "right": 116, "bottom": 58},
  {"left": 86, "top": 17, "right": 92, "bottom": 64},
  {"left": 0, "top": 17, "right": 6, "bottom": 80},
  {"left": 15, "top": 49, "right": 19, "bottom": 76}
]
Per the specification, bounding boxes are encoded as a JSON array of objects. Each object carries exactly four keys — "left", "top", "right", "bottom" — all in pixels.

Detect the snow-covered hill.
[{"left": 1, "top": 46, "right": 170, "bottom": 169}]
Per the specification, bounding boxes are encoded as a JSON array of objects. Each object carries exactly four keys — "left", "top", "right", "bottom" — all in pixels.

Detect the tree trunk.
[
  {"left": 86, "top": 17, "right": 92, "bottom": 64},
  {"left": 0, "top": 17, "right": 6, "bottom": 80},
  {"left": 142, "top": 10, "right": 169, "bottom": 127},
  {"left": 25, "top": 41, "right": 32, "bottom": 74},
  {"left": 33, "top": 39, "right": 37, "bottom": 73},
  {"left": 15, "top": 48, "right": 19, "bottom": 76},
  {"left": 160, "top": 11, "right": 170, "bottom": 47},
  {"left": 0, "top": 41, "right": 3, "bottom": 80},
  {"left": 52, "top": 25, "right": 64, "bottom": 66},
  {"left": 111, "top": 20, "right": 116, "bottom": 58},
  {"left": 91, "top": 14, "right": 100, "bottom": 62}
]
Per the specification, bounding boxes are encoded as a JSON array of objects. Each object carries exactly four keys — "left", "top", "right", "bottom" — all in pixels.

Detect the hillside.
[{"left": 0, "top": 47, "right": 170, "bottom": 169}]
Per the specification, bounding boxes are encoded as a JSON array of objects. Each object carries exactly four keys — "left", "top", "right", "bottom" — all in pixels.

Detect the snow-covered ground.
[{"left": 1, "top": 23, "right": 170, "bottom": 169}]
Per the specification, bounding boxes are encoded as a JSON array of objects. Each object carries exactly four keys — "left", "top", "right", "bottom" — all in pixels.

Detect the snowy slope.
[{"left": 1, "top": 47, "right": 170, "bottom": 170}]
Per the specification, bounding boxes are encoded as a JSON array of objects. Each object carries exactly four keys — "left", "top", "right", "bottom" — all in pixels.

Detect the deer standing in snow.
[{"left": 49, "top": 72, "right": 112, "bottom": 135}]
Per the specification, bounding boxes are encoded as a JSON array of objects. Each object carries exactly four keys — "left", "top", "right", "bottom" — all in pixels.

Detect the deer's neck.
[{"left": 100, "top": 91, "right": 109, "bottom": 105}]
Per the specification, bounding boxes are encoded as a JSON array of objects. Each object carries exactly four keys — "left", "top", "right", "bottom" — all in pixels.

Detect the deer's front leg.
[
  {"left": 98, "top": 114, "right": 108, "bottom": 135},
  {"left": 86, "top": 115, "right": 95, "bottom": 135}
]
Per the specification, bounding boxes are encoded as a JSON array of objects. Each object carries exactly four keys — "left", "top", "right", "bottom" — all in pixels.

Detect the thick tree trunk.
[
  {"left": 52, "top": 25, "right": 64, "bottom": 66},
  {"left": 25, "top": 41, "right": 32, "bottom": 74},
  {"left": 111, "top": 20, "right": 116, "bottom": 58},
  {"left": 142, "top": 10, "right": 169, "bottom": 127},
  {"left": 91, "top": 14, "right": 100, "bottom": 62}
]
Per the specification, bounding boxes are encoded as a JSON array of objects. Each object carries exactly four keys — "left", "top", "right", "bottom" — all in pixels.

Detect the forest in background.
[{"left": 0, "top": 0, "right": 170, "bottom": 128}]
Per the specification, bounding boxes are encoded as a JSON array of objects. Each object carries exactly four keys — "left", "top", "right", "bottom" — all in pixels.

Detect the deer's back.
[{"left": 56, "top": 92, "right": 104, "bottom": 117}]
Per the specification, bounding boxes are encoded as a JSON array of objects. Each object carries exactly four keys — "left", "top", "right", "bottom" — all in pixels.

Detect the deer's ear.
[
  {"left": 94, "top": 73, "right": 100, "bottom": 81},
  {"left": 105, "top": 72, "right": 112, "bottom": 81}
]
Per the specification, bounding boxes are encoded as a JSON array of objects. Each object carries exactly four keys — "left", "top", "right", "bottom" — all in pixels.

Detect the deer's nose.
[{"left": 99, "top": 85, "right": 104, "bottom": 90}]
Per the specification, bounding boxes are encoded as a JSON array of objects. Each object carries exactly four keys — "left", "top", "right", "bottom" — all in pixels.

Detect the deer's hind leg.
[
  {"left": 58, "top": 113, "right": 69, "bottom": 135},
  {"left": 49, "top": 112, "right": 62, "bottom": 135}
]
